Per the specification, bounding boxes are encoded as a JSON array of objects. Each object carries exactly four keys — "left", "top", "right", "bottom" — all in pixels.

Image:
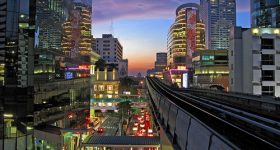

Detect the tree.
[
  {"left": 119, "top": 77, "right": 138, "bottom": 95},
  {"left": 117, "top": 101, "right": 131, "bottom": 118},
  {"left": 95, "top": 59, "right": 106, "bottom": 70}
]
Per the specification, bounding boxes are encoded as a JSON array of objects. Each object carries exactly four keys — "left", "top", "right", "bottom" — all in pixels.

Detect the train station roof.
[{"left": 82, "top": 136, "right": 160, "bottom": 148}]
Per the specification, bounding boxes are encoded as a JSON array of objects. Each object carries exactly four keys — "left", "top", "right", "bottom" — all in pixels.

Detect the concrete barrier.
[
  {"left": 187, "top": 119, "right": 211, "bottom": 150},
  {"left": 159, "top": 98, "right": 165, "bottom": 120},
  {"left": 162, "top": 100, "right": 170, "bottom": 127},
  {"left": 175, "top": 110, "right": 191, "bottom": 150},
  {"left": 210, "top": 135, "right": 234, "bottom": 150},
  {"left": 168, "top": 105, "right": 178, "bottom": 137}
]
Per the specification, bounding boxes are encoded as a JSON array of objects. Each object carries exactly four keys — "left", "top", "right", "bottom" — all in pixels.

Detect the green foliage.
[
  {"left": 119, "top": 77, "right": 139, "bottom": 95},
  {"left": 95, "top": 59, "right": 106, "bottom": 69},
  {"left": 117, "top": 101, "right": 131, "bottom": 117}
]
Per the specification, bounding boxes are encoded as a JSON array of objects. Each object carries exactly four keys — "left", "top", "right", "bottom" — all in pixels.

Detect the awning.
[{"left": 82, "top": 136, "right": 160, "bottom": 148}]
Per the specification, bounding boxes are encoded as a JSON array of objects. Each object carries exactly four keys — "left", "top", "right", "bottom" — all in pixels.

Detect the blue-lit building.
[
  {"left": 251, "top": 0, "right": 280, "bottom": 27},
  {"left": 200, "top": 0, "right": 236, "bottom": 50}
]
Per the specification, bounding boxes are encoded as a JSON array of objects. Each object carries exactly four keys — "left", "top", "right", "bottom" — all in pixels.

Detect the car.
[
  {"left": 134, "top": 122, "right": 139, "bottom": 126},
  {"left": 97, "top": 127, "right": 105, "bottom": 133}
]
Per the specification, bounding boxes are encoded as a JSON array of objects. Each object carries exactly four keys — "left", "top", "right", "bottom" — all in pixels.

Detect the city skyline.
[
  {"left": 93, "top": 0, "right": 250, "bottom": 75},
  {"left": 1, "top": 0, "right": 280, "bottom": 149}
]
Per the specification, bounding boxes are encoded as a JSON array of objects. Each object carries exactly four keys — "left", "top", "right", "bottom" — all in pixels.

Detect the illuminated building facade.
[
  {"left": 155, "top": 52, "right": 167, "bottom": 79},
  {"left": 196, "top": 22, "right": 206, "bottom": 50},
  {"left": 147, "top": 68, "right": 156, "bottom": 77},
  {"left": 76, "top": 2, "right": 92, "bottom": 56},
  {"left": 61, "top": 1, "right": 92, "bottom": 57},
  {"left": 1, "top": 0, "right": 97, "bottom": 149},
  {"left": 192, "top": 50, "right": 229, "bottom": 90},
  {"left": 93, "top": 66, "right": 119, "bottom": 99},
  {"left": 229, "top": 27, "right": 280, "bottom": 97},
  {"left": 200, "top": 0, "right": 236, "bottom": 50},
  {"left": 36, "top": 0, "right": 71, "bottom": 50},
  {"left": 167, "top": 3, "right": 205, "bottom": 69},
  {"left": 91, "top": 65, "right": 120, "bottom": 116},
  {"left": 167, "top": 3, "right": 205, "bottom": 87},
  {"left": 251, "top": 0, "right": 280, "bottom": 28}
]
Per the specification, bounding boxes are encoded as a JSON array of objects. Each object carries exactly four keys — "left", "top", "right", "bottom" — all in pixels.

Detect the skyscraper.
[
  {"left": 1, "top": 0, "right": 97, "bottom": 149},
  {"left": 155, "top": 52, "right": 167, "bottom": 73},
  {"left": 61, "top": 1, "right": 92, "bottom": 57},
  {"left": 155, "top": 52, "right": 167, "bottom": 79},
  {"left": 200, "top": 0, "right": 236, "bottom": 50},
  {"left": 167, "top": 3, "right": 205, "bottom": 87},
  {"left": 36, "top": 0, "right": 70, "bottom": 50},
  {"left": 251, "top": 0, "right": 280, "bottom": 27},
  {"left": 167, "top": 3, "right": 205, "bottom": 69},
  {"left": 0, "top": 0, "right": 36, "bottom": 149}
]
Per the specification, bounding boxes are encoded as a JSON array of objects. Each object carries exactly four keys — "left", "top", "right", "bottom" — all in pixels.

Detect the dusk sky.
[{"left": 92, "top": 0, "right": 250, "bottom": 76}]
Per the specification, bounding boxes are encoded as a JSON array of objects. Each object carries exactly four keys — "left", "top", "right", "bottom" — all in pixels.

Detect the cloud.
[
  {"left": 93, "top": 0, "right": 250, "bottom": 24},
  {"left": 93, "top": 0, "right": 198, "bottom": 23}
]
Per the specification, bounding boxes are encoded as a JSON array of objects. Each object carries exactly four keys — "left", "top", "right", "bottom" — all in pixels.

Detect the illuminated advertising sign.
[
  {"left": 186, "top": 9, "right": 197, "bottom": 59},
  {"left": 79, "top": 65, "right": 90, "bottom": 69},
  {"left": 182, "top": 73, "right": 188, "bottom": 88},
  {"left": 65, "top": 72, "right": 73, "bottom": 79}
]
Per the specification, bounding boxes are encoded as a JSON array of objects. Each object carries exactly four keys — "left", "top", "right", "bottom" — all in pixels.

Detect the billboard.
[
  {"left": 182, "top": 73, "right": 188, "bottom": 88},
  {"left": 186, "top": 9, "right": 197, "bottom": 66}
]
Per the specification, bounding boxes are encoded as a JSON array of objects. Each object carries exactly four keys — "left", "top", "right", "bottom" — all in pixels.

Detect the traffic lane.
[{"left": 95, "top": 116, "right": 120, "bottom": 136}]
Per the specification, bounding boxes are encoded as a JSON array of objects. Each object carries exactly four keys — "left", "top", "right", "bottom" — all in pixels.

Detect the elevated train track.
[
  {"left": 180, "top": 87, "right": 280, "bottom": 120},
  {"left": 146, "top": 77, "right": 280, "bottom": 149}
]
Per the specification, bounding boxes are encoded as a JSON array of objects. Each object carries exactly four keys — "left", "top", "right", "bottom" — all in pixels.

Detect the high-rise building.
[
  {"left": 200, "top": 0, "right": 236, "bottom": 50},
  {"left": 61, "top": 1, "right": 92, "bottom": 57},
  {"left": 155, "top": 52, "right": 167, "bottom": 79},
  {"left": 94, "top": 34, "right": 123, "bottom": 64},
  {"left": 167, "top": 3, "right": 205, "bottom": 87},
  {"left": 118, "top": 59, "right": 128, "bottom": 78},
  {"left": 1, "top": 0, "right": 98, "bottom": 149},
  {"left": 0, "top": 0, "right": 36, "bottom": 149},
  {"left": 36, "top": 0, "right": 71, "bottom": 50},
  {"left": 167, "top": 3, "right": 205, "bottom": 69},
  {"left": 229, "top": 27, "right": 280, "bottom": 97},
  {"left": 251, "top": 0, "right": 280, "bottom": 27},
  {"left": 155, "top": 52, "right": 167, "bottom": 72}
]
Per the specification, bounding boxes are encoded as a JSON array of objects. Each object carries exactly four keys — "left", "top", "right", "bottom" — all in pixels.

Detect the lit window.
[
  {"left": 177, "top": 66, "right": 186, "bottom": 70},
  {"left": 94, "top": 85, "right": 97, "bottom": 91},
  {"left": 99, "top": 85, "right": 104, "bottom": 91},
  {"left": 107, "top": 85, "right": 113, "bottom": 91},
  {"left": 202, "top": 55, "right": 214, "bottom": 61}
]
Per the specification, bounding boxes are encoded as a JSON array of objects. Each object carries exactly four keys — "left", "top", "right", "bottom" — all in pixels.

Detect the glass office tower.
[
  {"left": 200, "top": 0, "right": 236, "bottom": 50},
  {"left": 251, "top": 0, "right": 280, "bottom": 27},
  {"left": 0, "top": 0, "right": 36, "bottom": 149}
]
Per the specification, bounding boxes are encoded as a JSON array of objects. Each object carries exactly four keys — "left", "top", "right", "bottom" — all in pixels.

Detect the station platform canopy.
[
  {"left": 82, "top": 136, "right": 160, "bottom": 148},
  {"left": 94, "top": 98, "right": 146, "bottom": 103}
]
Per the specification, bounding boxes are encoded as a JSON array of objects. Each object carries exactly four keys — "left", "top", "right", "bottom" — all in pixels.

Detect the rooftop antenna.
[{"left": 110, "top": 19, "right": 114, "bottom": 36}]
